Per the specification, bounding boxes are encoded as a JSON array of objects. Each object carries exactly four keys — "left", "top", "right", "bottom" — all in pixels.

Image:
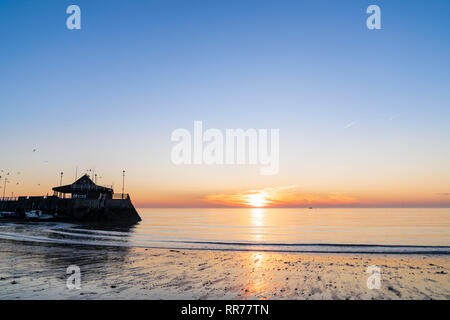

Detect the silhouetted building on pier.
[{"left": 53, "top": 174, "right": 114, "bottom": 199}]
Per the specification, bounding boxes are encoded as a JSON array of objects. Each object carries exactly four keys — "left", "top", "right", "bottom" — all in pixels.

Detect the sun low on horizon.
[{"left": 242, "top": 192, "right": 272, "bottom": 208}]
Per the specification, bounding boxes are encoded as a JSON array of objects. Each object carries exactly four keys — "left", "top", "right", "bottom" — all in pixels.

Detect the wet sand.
[{"left": 0, "top": 241, "right": 449, "bottom": 299}]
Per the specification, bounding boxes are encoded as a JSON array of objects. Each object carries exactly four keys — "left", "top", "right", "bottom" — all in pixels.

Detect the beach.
[{"left": 0, "top": 241, "right": 449, "bottom": 300}]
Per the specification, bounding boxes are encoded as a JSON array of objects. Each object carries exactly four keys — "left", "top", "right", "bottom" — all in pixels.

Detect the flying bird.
[
  {"left": 389, "top": 115, "right": 398, "bottom": 121},
  {"left": 344, "top": 121, "right": 356, "bottom": 129}
]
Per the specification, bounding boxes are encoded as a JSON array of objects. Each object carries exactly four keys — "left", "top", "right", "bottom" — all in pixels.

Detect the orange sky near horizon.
[
  {"left": 1, "top": 161, "right": 450, "bottom": 208},
  {"left": 129, "top": 188, "right": 450, "bottom": 208},
  {"left": 2, "top": 163, "right": 450, "bottom": 208}
]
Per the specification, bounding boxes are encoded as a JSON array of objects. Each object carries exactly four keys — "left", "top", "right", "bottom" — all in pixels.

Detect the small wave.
[{"left": 0, "top": 230, "right": 449, "bottom": 254}]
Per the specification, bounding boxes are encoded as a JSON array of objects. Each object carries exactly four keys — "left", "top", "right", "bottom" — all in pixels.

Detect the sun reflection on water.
[{"left": 250, "top": 208, "right": 265, "bottom": 242}]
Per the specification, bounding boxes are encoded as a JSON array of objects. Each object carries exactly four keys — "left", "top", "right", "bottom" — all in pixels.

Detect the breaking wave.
[{"left": 0, "top": 221, "right": 449, "bottom": 254}]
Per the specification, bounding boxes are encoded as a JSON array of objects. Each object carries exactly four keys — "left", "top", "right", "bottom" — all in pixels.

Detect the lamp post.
[
  {"left": 59, "top": 172, "right": 63, "bottom": 198},
  {"left": 2, "top": 177, "right": 7, "bottom": 201},
  {"left": 122, "top": 170, "right": 125, "bottom": 199}
]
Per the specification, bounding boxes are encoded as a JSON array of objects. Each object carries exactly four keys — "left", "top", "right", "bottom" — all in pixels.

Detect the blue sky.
[{"left": 0, "top": 0, "right": 449, "bottom": 206}]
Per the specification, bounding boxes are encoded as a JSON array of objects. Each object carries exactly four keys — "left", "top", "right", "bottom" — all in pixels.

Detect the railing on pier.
[
  {"left": 1, "top": 194, "right": 130, "bottom": 201},
  {"left": 1, "top": 195, "right": 60, "bottom": 202},
  {"left": 111, "top": 193, "right": 130, "bottom": 200},
  {"left": 0, "top": 197, "right": 18, "bottom": 201}
]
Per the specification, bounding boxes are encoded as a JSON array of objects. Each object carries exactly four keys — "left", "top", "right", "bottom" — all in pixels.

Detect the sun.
[{"left": 244, "top": 192, "right": 269, "bottom": 207}]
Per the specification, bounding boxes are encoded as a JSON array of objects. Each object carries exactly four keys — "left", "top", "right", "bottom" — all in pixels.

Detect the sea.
[{"left": 1, "top": 208, "right": 449, "bottom": 254}]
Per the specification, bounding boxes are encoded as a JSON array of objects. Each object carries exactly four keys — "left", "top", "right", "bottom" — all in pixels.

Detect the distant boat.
[{"left": 308, "top": 207, "right": 313, "bottom": 209}]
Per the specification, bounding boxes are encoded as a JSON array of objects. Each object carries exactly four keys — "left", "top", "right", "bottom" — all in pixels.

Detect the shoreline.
[
  {"left": 2, "top": 236, "right": 450, "bottom": 254},
  {"left": 0, "top": 242, "right": 449, "bottom": 300}
]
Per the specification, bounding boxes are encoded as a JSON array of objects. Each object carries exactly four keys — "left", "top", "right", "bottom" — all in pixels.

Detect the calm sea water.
[{"left": 0, "top": 208, "right": 449, "bottom": 254}]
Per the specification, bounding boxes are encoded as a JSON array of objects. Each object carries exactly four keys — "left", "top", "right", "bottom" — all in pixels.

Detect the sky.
[{"left": 0, "top": 0, "right": 449, "bottom": 208}]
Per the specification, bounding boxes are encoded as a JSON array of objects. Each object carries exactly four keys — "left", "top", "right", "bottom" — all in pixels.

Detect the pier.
[{"left": 0, "top": 175, "right": 141, "bottom": 224}]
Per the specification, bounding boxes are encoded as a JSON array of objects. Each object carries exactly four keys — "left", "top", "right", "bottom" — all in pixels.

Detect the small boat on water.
[{"left": 24, "top": 210, "right": 54, "bottom": 220}]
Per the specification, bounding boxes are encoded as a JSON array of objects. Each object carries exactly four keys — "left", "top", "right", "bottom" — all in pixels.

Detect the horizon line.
[{"left": 134, "top": 205, "right": 450, "bottom": 209}]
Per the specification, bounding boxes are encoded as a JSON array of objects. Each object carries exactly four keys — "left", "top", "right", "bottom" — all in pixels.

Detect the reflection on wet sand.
[
  {"left": 1, "top": 241, "right": 450, "bottom": 299},
  {"left": 43, "top": 224, "right": 136, "bottom": 276},
  {"left": 0, "top": 223, "right": 135, "bottom": 299},
  {"left": 245, "top": 252, "right": 267, "bottom": 298}
]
